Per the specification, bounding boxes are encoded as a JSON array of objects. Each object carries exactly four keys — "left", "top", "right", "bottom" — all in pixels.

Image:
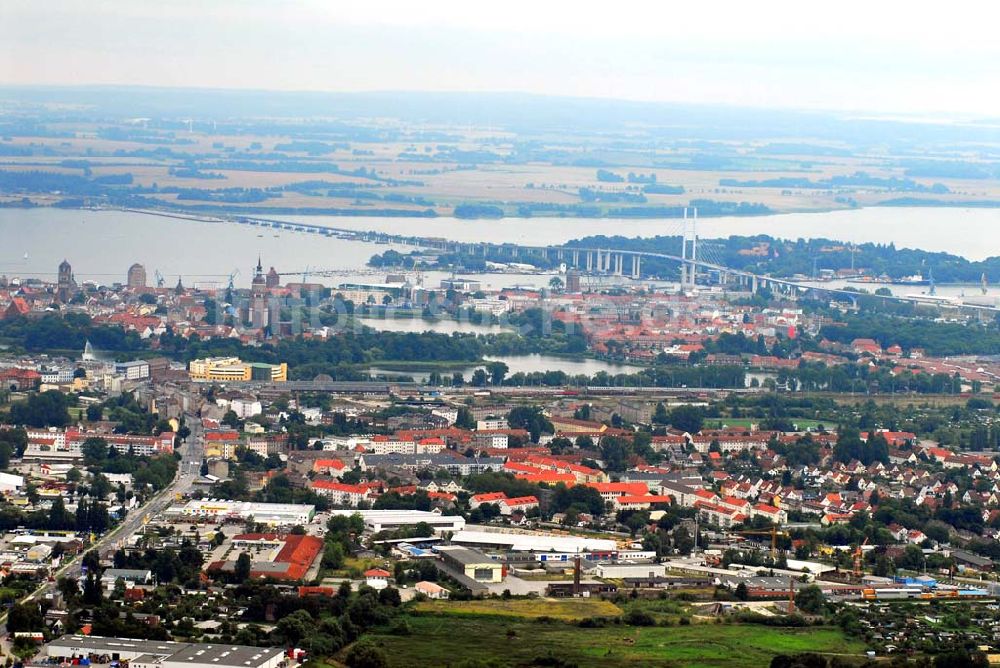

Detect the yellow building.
[{"left": 189, "top": 357, "right": 287, "bottom": 382}]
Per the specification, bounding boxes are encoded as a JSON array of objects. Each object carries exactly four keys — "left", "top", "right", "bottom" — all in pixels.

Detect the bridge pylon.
[{"left": 680, "top": 207, "right": 698, "bottom": 290}]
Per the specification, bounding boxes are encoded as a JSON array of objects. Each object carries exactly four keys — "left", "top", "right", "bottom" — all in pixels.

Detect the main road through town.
[{"left": 0, "top": 412, "right": 205, "bottom": 658}]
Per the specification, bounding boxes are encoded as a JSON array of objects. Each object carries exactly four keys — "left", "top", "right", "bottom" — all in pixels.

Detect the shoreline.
[{"left": 4, "top": 200, "right": 1000, "bottom": 223}]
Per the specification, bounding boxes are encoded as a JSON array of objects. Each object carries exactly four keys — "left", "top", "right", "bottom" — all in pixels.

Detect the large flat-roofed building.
[
  {"left": 328, "top": 509, "right": 465, "bottom": 533},
  {"left": 166, "top": 500, "right": 314, "bottom": 526},
  {"left": 206, "top": 533, "right": 323, "bottom": 581},
  {"left": 46, "top": 635, "right": 284, "bottom": 668},
  {"left": 115, "top": 360, "right": 151, "bottom": 381},
  {"left": 450, "top": 528, "right": 617, "bottom": 554},
  {"left": 189, "top": 357, "right": 287, "bottom": 383},
  {"left": 435, "top": 545, "right": 503, "bottom": 583},
  {"left": 594, "top": 563, "right": 667, "bottom": 579}
]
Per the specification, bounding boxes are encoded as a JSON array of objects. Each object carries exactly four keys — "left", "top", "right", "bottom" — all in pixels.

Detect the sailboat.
[{"left": 23, "top": 252, "right": 28, "bottom": 260}]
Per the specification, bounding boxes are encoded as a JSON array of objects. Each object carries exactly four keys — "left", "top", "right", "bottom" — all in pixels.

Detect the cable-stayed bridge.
[{"left": 206, "top": 210, "right": 999, "bottom": 313}]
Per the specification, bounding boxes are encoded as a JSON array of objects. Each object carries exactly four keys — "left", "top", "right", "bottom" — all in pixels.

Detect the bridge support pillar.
[
  {"left": 586, "top": 252, "right": 593, "bottom": 271},
  {"left": 632, "top": 255, "right": 640, "bottom": 279}
]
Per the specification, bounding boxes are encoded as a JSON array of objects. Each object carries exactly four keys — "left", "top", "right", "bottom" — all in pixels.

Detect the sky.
[{"left": 2, "top": 0, "right": 1000, "bottom": 116}]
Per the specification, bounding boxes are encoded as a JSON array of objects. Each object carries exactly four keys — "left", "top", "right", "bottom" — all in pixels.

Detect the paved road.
[{"left": 0, "top": 412, "right": 204, "bottom": 658}]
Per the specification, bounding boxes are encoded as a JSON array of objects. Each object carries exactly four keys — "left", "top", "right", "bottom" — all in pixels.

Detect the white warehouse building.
[
  {"left": 165, "top": 500, "right": 315, "bottom": 525},
  {"left": 328, "top": 509, "right": 466, "bottom": 533},
  {"left": 46, "top": 636, "right": 284, "bottom": 668}
]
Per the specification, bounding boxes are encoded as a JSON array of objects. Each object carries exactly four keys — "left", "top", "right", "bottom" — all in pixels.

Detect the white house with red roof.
[
  {"left": 312, "top": 459, "right": 347, "bottom": 478},
  {"left": 498, "top": 495, "right": 539, "bottom": 516},
  {"left": 470, "top": 492, "right": 507, "bottom": 509},
  {"left": 364, "top": 568, "right": 391, "bottom": 590}
]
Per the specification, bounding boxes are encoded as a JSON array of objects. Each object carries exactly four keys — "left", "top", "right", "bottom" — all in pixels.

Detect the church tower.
[
  {"left": 249, "top": 256, "right": 269, "bottom": 329},
  {"left": 57, "top": 259, "right": 76, "bottom": 302},
  {"left": 266, "top": 266, "right": 280, "bottom": 289}
]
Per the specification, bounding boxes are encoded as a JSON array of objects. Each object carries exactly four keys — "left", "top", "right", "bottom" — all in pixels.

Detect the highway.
[{"left": 0, "top": 413, "right": 204, "bottom": 658}]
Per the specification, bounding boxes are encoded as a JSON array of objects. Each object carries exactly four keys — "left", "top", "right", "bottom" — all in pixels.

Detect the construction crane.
[
  {"left": 735, "top": 527, "right": 789, "bottom": 561},
  {"left": 227, "top": 268, "right": 240, "bottom": 291},
  {"left": 154, "top": 270, "right": 165, "bottom": 288},
  {"left": 853, "top": 536, "right": 869, "bottom": 579}
]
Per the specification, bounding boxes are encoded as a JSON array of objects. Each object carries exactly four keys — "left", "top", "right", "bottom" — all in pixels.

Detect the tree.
[
  {"left": 81, "top": 437, "right": 108, "bottom": 464},
  {"left": 793, "top": 585, "right": 826, "bottom": 614},
  {"left": 235, "top": 552, "right": 252, "bottom": 581},
  {"left": 672, "top": 527, "right": 695, "bottom": 555},
  {"left": 471, "top": 368, "right": 489, "bottom": 387},
  {"left": 6, "top": 602, "right": 43, "bottom": 632},
  {"left": 82, "top": 549, "right": 101, "bottom": 573},
  {"left": 49, "top": 497, "right": 74, "bottom": 530},
  {"left": 90, "top": 473, "right": 113, "bottom": 499},
  {"left": 9, "top": 390, "right": 72, "bottom": 427},
  {"left": 653, "top": 402, "right": 669, "bottom": 425},
  {"left": 548, "top": 276, "right": 563, "bottom": 291},
  {"left": 57, "top": 576, "right": 79, "bottom": 601},
  {"left": 455, "top": 407, "right": 475, "bottom": 429},
  {"left": 735, "top": 582, "right": 749, "bottom": 600},
  {"left": 277, "top": 609, "right": 316, "bottom": 645},
  {"left": 322, "top": 541, "right": 345, "bottom": 570},
  {"left": 486, "top": 361, "right": 509, "bottom": 386},
  {"left": 344, "top": 641, "right": 389, "bottom": 668},
  {"left": 669, "top": 405, "right": 704, "bottom": 434},
  {"left": 378, "top": 587, "right": 402, "bottom": 607},
  {"left": 82, "top": 572, "right": 102, "bottom": 605},
  {"left": 222, "top": 410, "right": 241, "bottom": 428},
  {"left": 507, "top": 406, "right": 553, "bottom": 443}
]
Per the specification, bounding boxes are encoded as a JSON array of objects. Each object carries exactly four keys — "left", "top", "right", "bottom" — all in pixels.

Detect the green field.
[
  {"left": 344, "top": 614, "right": 867, "bottom": 667},
  {"left": 412, "top": 597, "right": 622, "bottom": 621}
]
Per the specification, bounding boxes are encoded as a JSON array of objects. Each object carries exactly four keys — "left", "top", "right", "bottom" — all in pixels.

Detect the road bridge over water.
[{"left": 124, "top": 208, "right": 1000, "bottom": 313}]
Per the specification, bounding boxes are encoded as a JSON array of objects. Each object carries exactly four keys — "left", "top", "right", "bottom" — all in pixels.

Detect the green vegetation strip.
[{"left": 351, "top": 615, "right": 866, "bottom": 668}]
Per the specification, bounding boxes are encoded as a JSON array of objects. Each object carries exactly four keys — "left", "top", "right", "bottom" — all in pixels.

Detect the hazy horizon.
[{"left": 3, "top": 0, "right": 1000, "bottom": 118}]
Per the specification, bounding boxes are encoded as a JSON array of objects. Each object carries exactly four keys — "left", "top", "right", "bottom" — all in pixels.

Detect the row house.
[
  {"left": 310, "top": 480, "right": 375, "bottom": 507},
  {"left": 749, "top": 503, "right": 787, "bottom": 524},
  {"left": 613, "top": 494, "right": 674, "bottom": 511},
  {"left": 690, "top": 434, "right": 771, "bottom": 454},
  {"left": 24, "top": 427, "right": 174, "bottom": 461},
  {"left": 657, "top": 482, "right": 716, "bottom": 508},
  {"left": 585, "top": 482, "right": 650, "bottom": 504},
  {"left": 524, "top": 455, "right": 605, "bottom": 483}
]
